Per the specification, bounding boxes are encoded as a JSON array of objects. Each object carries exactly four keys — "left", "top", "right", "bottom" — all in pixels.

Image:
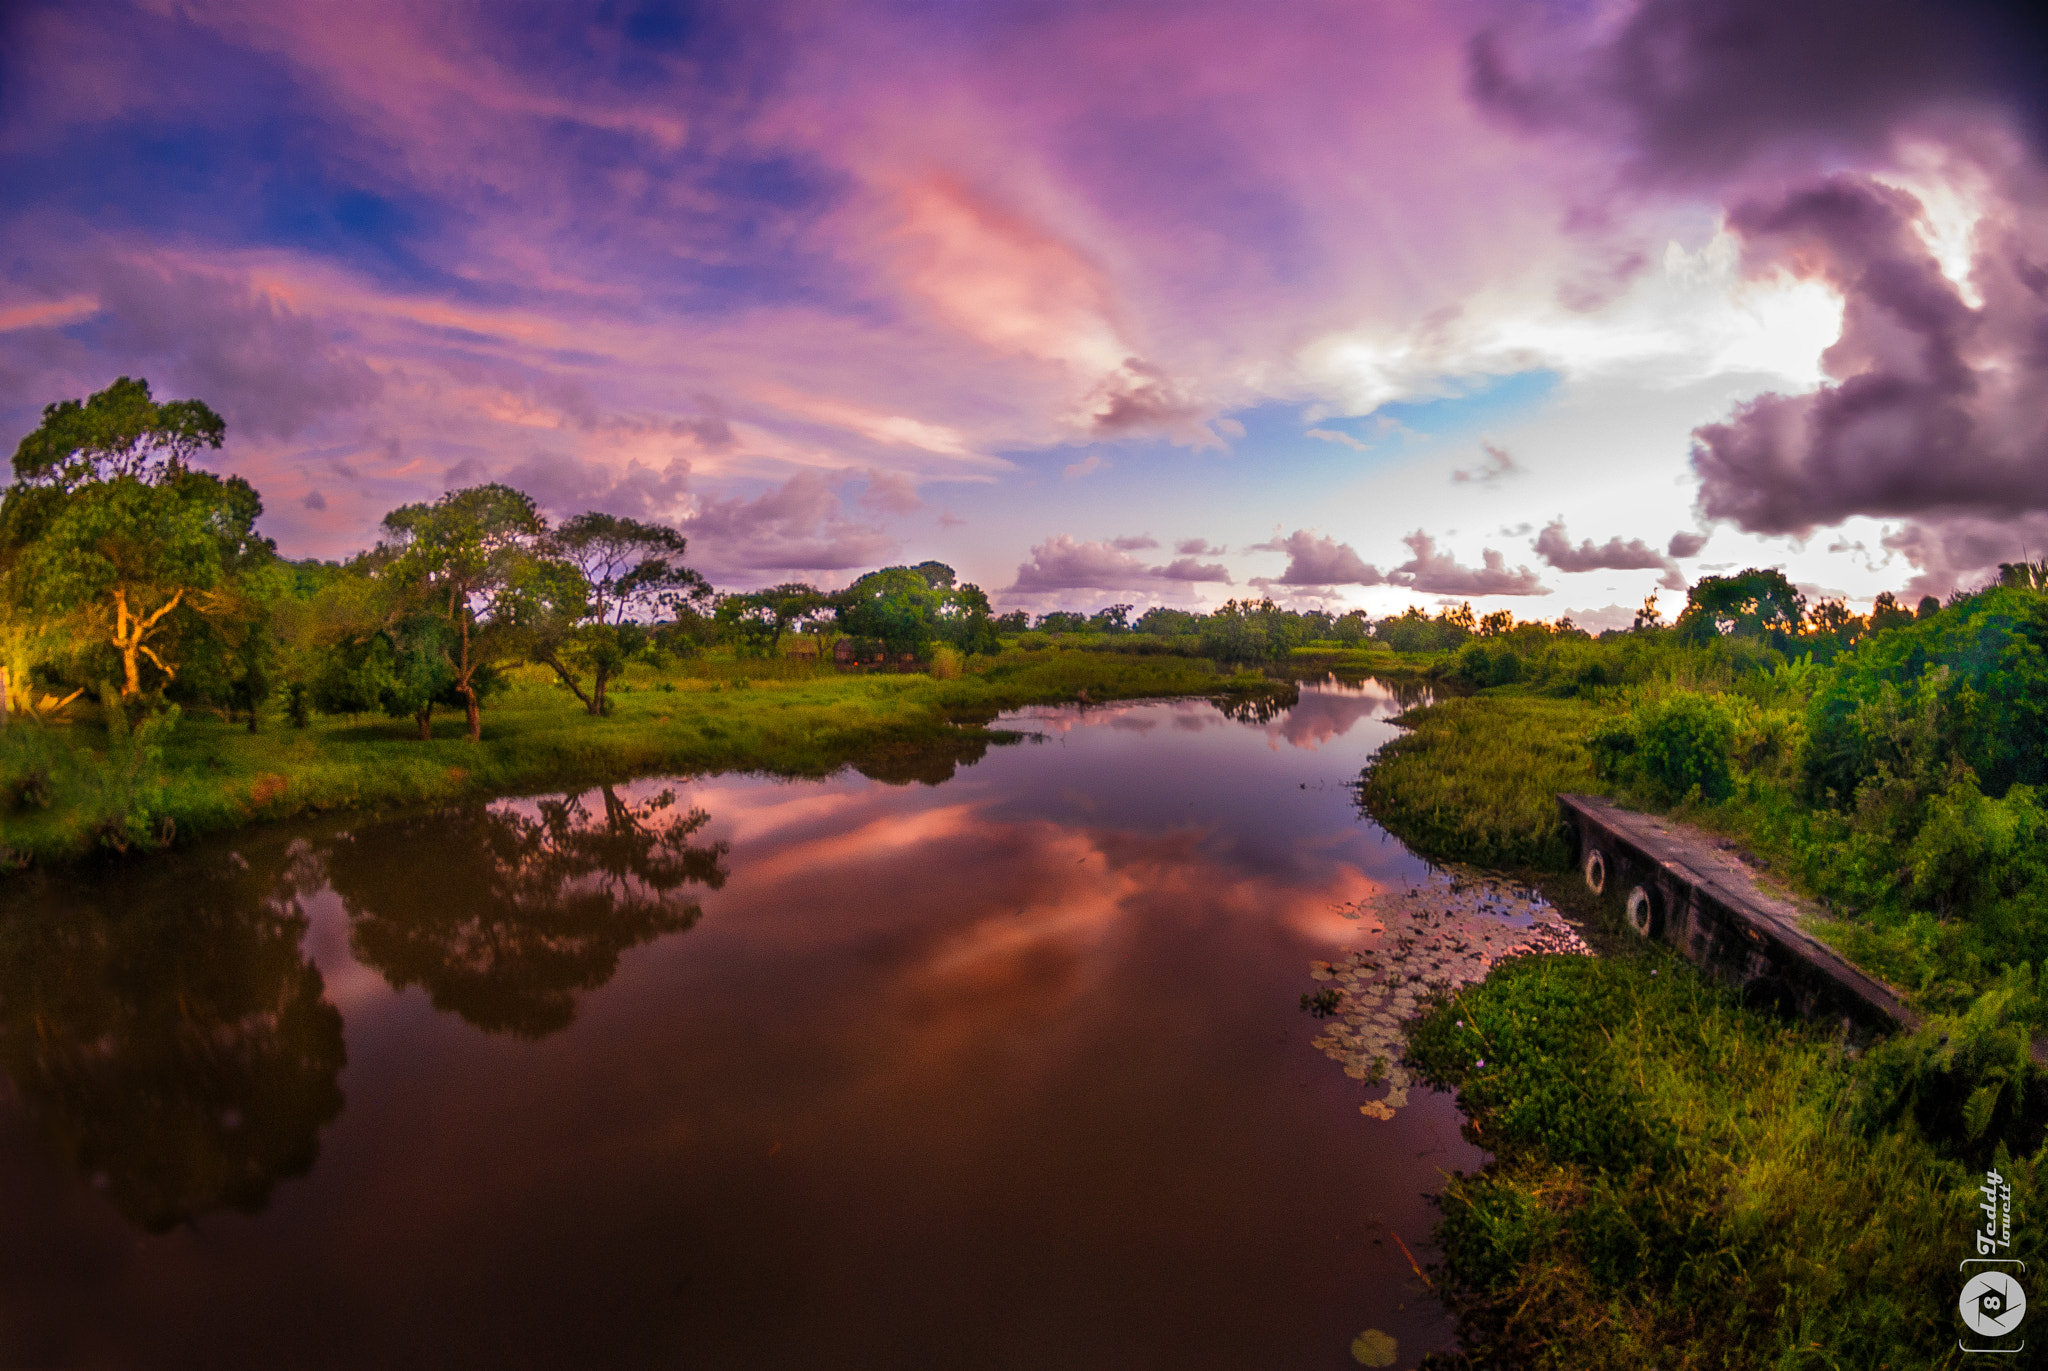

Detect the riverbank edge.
[
  {"left": 1358, "top": 701, "right": 1995, "bottom": 1366},
  {"left": 4, "top": 649, "right": 1427, "bottom": 870}
]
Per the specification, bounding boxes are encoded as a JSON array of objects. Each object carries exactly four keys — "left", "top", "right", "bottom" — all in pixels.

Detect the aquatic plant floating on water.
[
  {"left": 1306, "top": 865, "right": 1591, "bottom": 1120},
  {"left": 1349, "top": 1327, "right": 1398, "bottom": 1366}
]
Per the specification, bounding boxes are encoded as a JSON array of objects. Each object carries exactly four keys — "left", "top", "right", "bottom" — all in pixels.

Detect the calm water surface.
[{"left": 0, "top": 678, "right": 1486, "bottom": 1370}]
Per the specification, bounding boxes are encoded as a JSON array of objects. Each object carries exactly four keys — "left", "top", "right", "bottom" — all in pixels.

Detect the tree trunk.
[
  {"left": 592, "top": 667, "right": 611, "bottom": 716},
  {"left": 416, "top": 705, "right": 433, "bottom": 740},
  {"left": 539, "top": 652, "right": 596, "bottom": 713},
  {"left": 1, "top": 665, "right": 9, "bottom": 725},
  {"left": 110, "top": 586, "right": 184, "bottom": 697},
  {"left": 457, "top": 611, "right": 481, "bottom": 740}
]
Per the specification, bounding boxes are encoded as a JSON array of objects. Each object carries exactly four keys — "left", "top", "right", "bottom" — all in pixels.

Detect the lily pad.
[{"left": 1350, "top": 1327, "right": 1398, "bottom": 1366}]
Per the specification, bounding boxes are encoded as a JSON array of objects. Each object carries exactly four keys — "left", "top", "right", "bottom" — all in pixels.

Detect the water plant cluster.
[{"left": 1305, "top": 868, "right": 1591, "bottom": 1120}]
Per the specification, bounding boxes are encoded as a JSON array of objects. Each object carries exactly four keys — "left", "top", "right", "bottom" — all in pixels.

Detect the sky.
[{"left": 5, "top": 0, "right": 2048, "bottom": 629}]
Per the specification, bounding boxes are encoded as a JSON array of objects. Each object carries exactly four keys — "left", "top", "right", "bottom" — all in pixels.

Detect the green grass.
[
  {"left": 0, "top": 647, "right": 1244, "bottom": 865},
  {"left": 1357, "top": 693, "right": 1606, "bottom": 869},
  {"left": 1408, "top": 943, "right": 2023, "bottom": 1369}
]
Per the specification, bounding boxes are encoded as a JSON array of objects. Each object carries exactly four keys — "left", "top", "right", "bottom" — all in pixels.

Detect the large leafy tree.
[
  {"left": 1, "top": 378, "right": 271, "bottom": 698},
  {"left": 836, "top": 561, "right": 999, "bottom": 660},
  {"left": 378, "top": 484, "right": 575, "bottom": 740},
  {"left": 1677, "top": 567, "right": 1807, "bottom": 650},
  {"left": 530, "top": 512, "right": 708, "bottom": 715},
  {"left": 11, "top": 375, "right": 225, "bottom": 490},
  {"left": 716, "top": 582, "right": 833, "bottom": 658}
]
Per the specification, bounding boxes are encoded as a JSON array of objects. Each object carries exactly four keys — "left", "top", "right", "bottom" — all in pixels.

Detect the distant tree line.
[{"left": 0, "top": 379, "right": 1996, "bottom": 740}]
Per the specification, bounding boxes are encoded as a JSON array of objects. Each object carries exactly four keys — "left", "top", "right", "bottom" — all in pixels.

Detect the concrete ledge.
[{"left": 1557, "top": 793, "right": 1924, "bottom": 1042}]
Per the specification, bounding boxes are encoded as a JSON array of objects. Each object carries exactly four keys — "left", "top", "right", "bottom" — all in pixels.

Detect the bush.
[
  {"left": 0, "top": 722, "right": 64, "bottom": 809},
  {"left": 1409, "top": 953, "right": 2010, "bottom": 1367},
  {"left": 1806, "top": 584, "right": 2048, "bottom": 804},
  {"left": 1849, "top": 964, "right": 2048, "bottom": 1167},
  {"left": 1634, "top": 692, "right": 1737, "bottom": 802}
]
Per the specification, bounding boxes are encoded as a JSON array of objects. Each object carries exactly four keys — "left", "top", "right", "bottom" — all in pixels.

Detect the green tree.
[
  {"left": 10, "top": 375, "right": 225, "bottom": 490},
  {"left": 1199, "top": 598, "right": 1309, "bottom": 664},
  {"left": 378, "top": 484, "right": 571, "bottom": 741},
  {"left": 1, "top": 379, "right": 273, "bottom": 699},
  {"left": 716, "top": 582, "right": 832, "bottom": 658},
  {"left": 1677, "top": 567, "right": 1806, "bottom": 650},
  {"left": 530, "top": 513, "right": 708, "bottom": 715},
  {"left": 836, "top": 562, "right": 996, "bottom": 660},
  {"left": 1869, "top": 591, "right": 1916, "bottom": 634}
]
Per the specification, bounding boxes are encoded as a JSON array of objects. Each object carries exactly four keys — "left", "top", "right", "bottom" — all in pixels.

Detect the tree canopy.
[
  {"left": 378, "top": 484, "right": 571, "bottom": 740},
  {"left": 11, "top": 376, "right": 225, "bottom": 490},
  {"left": 1, "top": 379, "right": 271, "bottom": 699}
]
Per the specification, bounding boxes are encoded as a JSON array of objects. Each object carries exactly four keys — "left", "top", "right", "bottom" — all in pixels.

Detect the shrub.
[
  {"left": 1632, "top": 693, "right": 1737, "bottom": 802},
  {"left": 1586, "top": 692, "right": 1738, "bottom": 803}
]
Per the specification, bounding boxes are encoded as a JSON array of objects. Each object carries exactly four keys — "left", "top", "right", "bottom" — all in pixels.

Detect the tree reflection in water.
[
  {"left": 1211, "top": 683, "right": 1301, "bottom": 725},
  {"left": 0, "top": 859, "right": 346, "bottom": 1233},
  {"left": 326, "top": 787, "right": 729, "bottom": 1039}
]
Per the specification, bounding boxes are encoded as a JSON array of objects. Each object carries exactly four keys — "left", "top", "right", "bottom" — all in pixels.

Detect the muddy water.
[{"left": 0, "top": 678, "right": 1491, "bottom": 1370}]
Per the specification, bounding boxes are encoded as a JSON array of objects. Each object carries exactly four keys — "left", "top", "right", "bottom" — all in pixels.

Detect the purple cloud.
[
  {"left": 1533, "top": 518, "right": 1685, "bottom": 589},
  {"left": 1450, "top": 441, "right": 1519, "bottom": 486},
  {"left": 1253, "top": 530, "right": 1386, "bottom": 586},
  {"left": 1009, "top": 535, "right": 1231, "bottom": 591},
  {"left": 1691, "top": 174, "right": 2048, "bottom": 536},
  {"left": 682, "top": 471, "right": 900, "bottom": 580},
  {"left": 1391, "top": 530, "right": 1548, "bottom": 597}
]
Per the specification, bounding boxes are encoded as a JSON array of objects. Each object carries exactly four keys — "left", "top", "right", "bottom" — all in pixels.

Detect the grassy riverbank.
[
  {"left": 1354, "top": 588, "right": 2048, "bottom": 1365},
  {"left": 0, "top": 646, "right": 1269, "bottom": 865},
  {"left": 1407, "top": 942, "right": 2041, "bottom": 1369}
]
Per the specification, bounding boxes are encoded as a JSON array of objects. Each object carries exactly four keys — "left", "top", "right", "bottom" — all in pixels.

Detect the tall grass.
[
  {"left": 1409, "top": 949, "right": 2011, "bottom": 1369},
  {"left": 1357, "top": 695, "right": 1604, "bottom": 868}
]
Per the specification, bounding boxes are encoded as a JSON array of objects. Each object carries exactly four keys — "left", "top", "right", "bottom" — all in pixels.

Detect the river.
[{"left": 0, "top": 677, "right": 1490, "bottom": 1370}]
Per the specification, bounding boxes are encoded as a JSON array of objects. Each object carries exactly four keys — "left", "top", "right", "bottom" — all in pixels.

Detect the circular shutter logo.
[{"left": 1960, "top": 1271, "right": 2027, "bottom": 1337}]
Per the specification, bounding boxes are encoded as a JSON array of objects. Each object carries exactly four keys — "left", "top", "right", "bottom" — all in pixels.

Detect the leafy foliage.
[{"left": 1408, "top": 953, "right": 2012, "bottom": 1368}]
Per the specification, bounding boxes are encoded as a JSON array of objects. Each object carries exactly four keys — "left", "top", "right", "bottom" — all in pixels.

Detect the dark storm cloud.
[
  {"left": 1467, "top": 0, "right": 2048, "bottom": 182},
  {"left": 1534, "top": 519, "right": 1685, "bottom": 589},
  {"left": 1690, "top": 174, "right": 2048, "bottom": 535}
]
